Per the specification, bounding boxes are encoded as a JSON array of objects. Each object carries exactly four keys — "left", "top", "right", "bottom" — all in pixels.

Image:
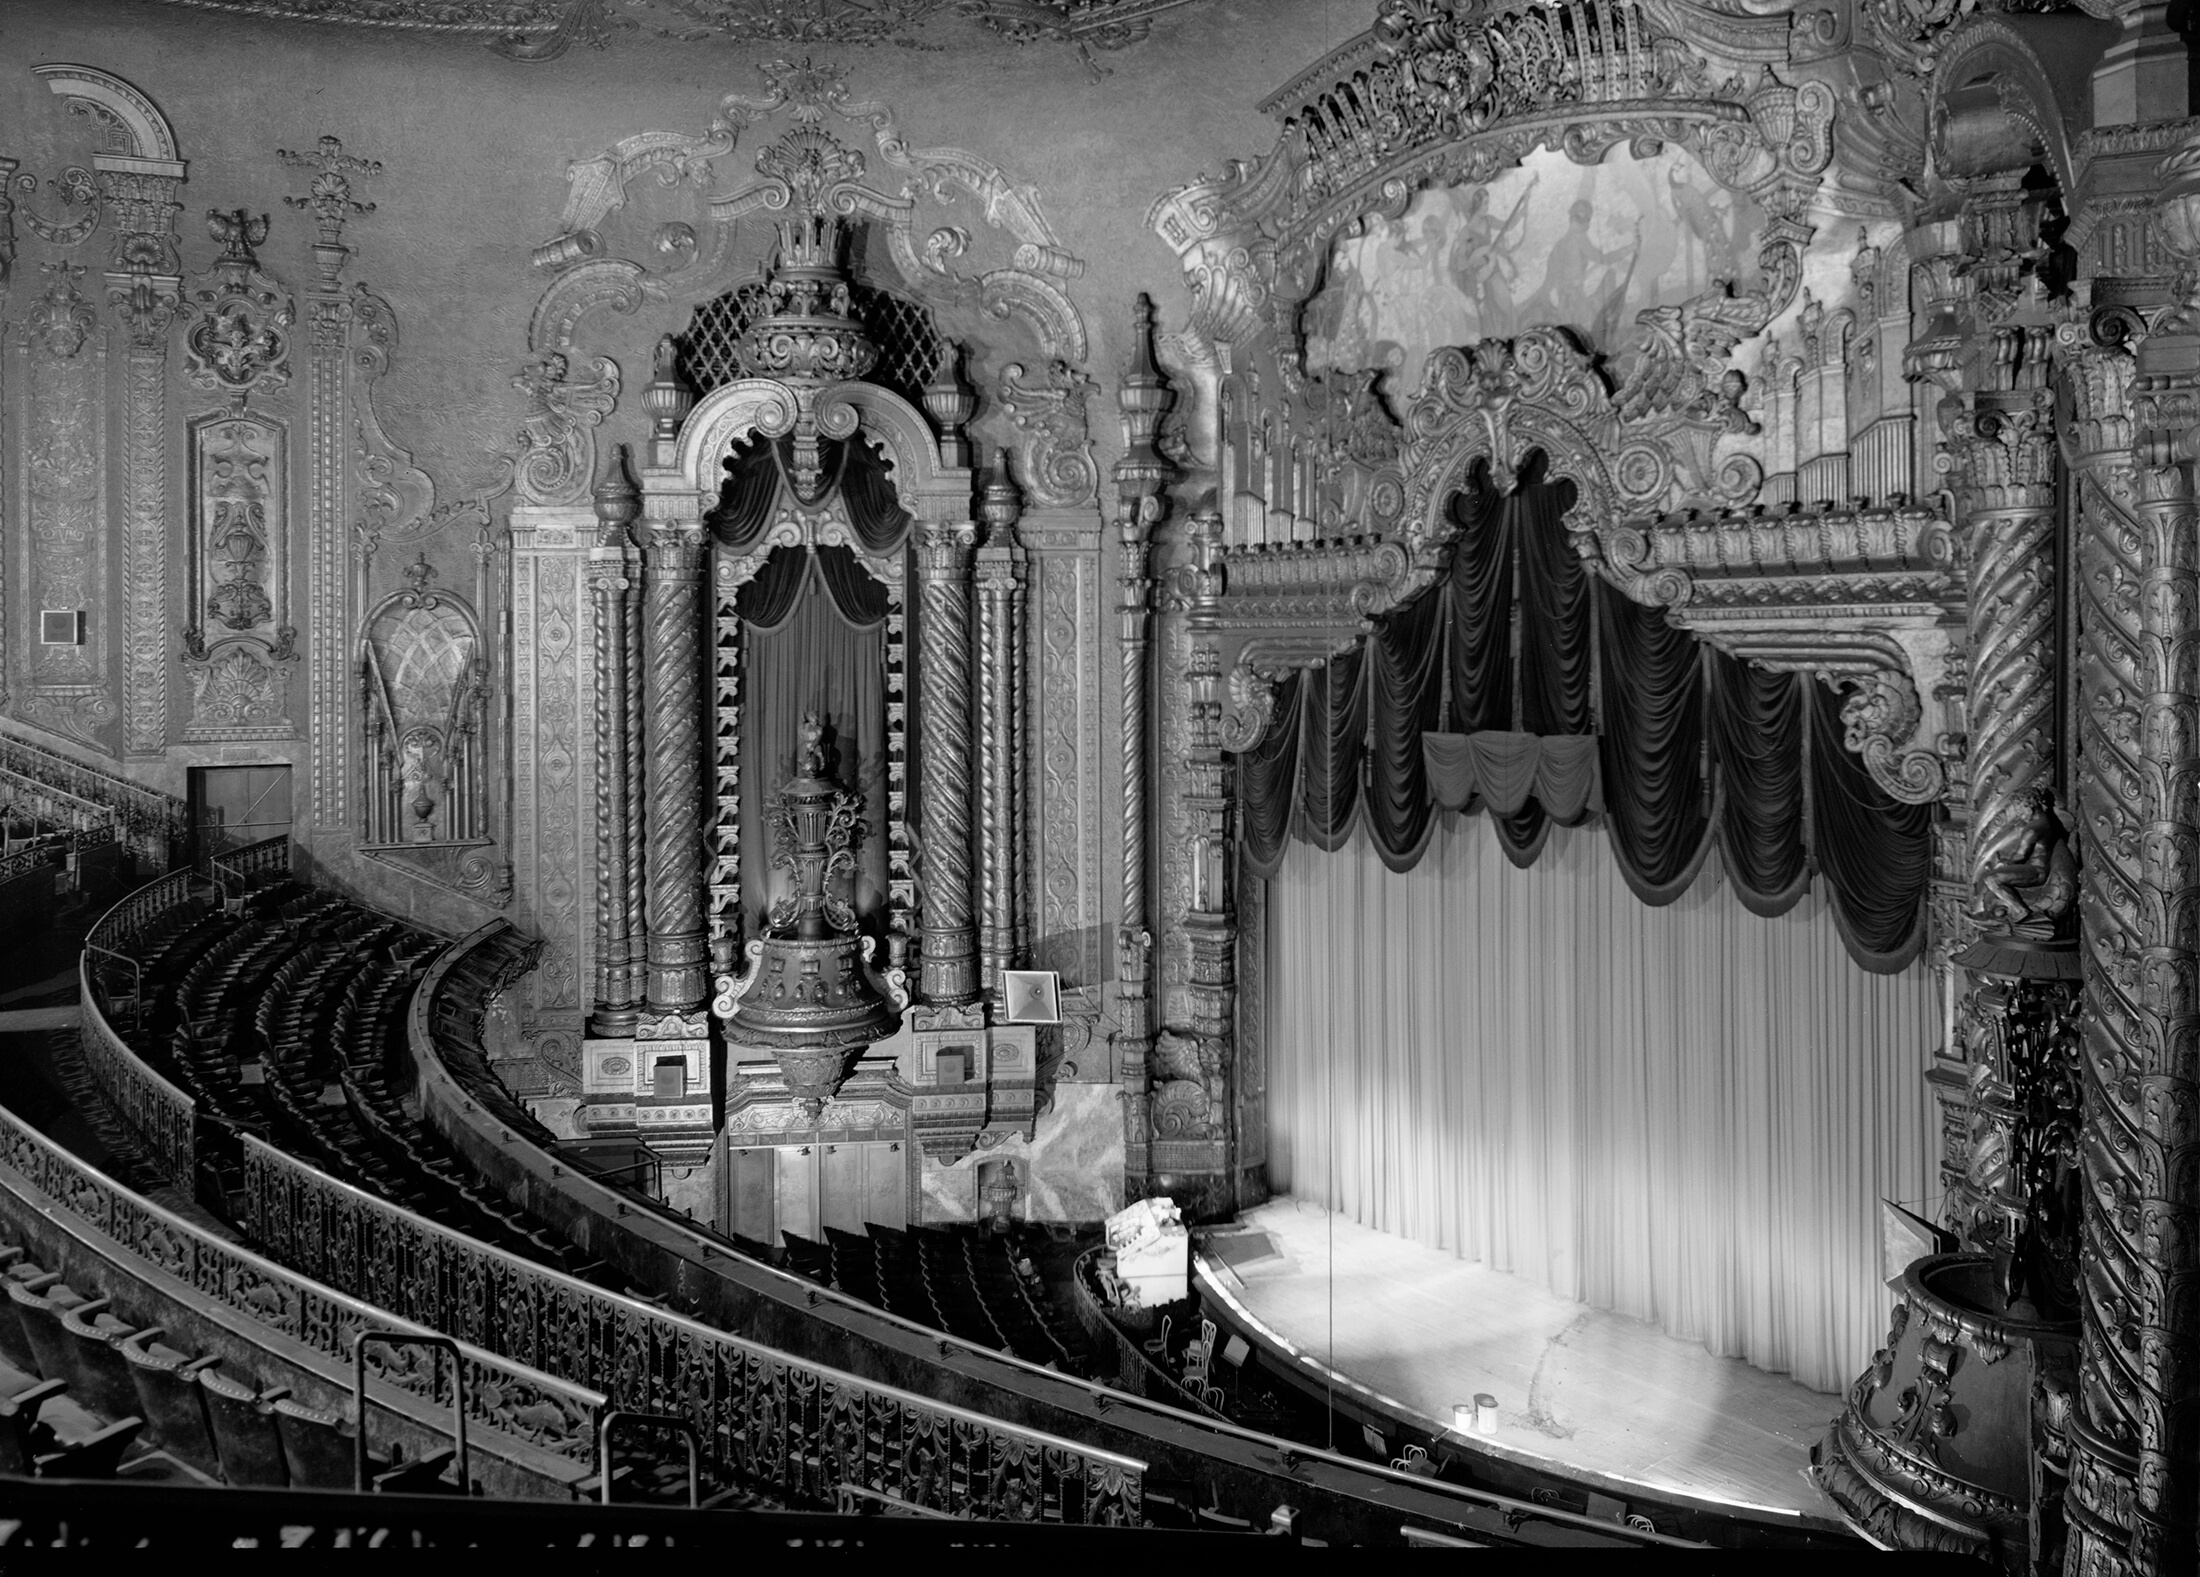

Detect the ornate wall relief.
[
  {"left": 511, "top": 517, "right": 592, "bottom": 1030},
  {"left": 182, "top": 412, "right": 294, "bottom": 740},
  {"left": 12, "top": 263, "right": 114, "bottom": 749}
]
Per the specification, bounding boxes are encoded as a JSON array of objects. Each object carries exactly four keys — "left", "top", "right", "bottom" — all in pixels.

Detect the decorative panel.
[
  {"left": 13, "top": 264, "right": 113, "bottom": 749},
  {"left": 510, "top": 511, "right": 594, "bottom": 1039},
  {"left": 182, "top": 411, "right": 295, "bottom": 740}
]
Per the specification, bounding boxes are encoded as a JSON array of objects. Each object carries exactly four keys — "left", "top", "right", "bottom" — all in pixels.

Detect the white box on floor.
[{"left": 1108, "top": 1196, "right": 1188, "bottom": 1305}]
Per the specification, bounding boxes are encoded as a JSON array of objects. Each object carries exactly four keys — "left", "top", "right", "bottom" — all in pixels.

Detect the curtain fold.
[
  {"left": 1810, "top": 680, "right": 1932, "bottom": 973},
  {"left": 1423, "top": 732, "right": 1599, "bottom": 818},
  {"left": 1517, "top": 477, "right": 1593, "bottom": 736},
  {"left": 1445, "top": 478, "right": 1514, "bottom": 735},
  {"left": 1294, "top": 650, "right": 1367, "bottom": 853},
  {"left": 704, "top": 435, "right": 780, "bottom": 550},
  {"left": 1239, "top": 670, "right": 1304, "bottom": 881},
  {"left": 1268, "top": 817, "right": 1939, "bottom": 1394},
  {"left": 1365, "top": 588, "right": 1446, "bottom": 871},
  {"left": 1596, "top": 582, "right": 1713, "bottom": 905},
  {"left": 1709, "top": 653, "right": 1810, "bottom": 917},
  {"left": 842, "top": 435, "right": 914, "bottom": 553}
]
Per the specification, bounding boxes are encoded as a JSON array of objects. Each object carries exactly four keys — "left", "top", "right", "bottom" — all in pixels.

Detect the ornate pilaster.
[
  {"left": 916, "top": 512, "right": 979, "bottom": 1003},
  {"left": 642, "top": 519, "right": 710, "bottom": 1018},
  {"left": 589, "top": 451, "right": 642, "bottom": 1037},
  {"left": 1113, "top": 295, "right": 1173, "bottom": 1171},
  {"left": 973, "top": 455, "right": 1026, "bottom": 1003},
  {"left": 109, "top": 274, "right": 180, "bottom": 757},
  {"left": 282, "top": 135, "right": 375, "bottom": 828}
]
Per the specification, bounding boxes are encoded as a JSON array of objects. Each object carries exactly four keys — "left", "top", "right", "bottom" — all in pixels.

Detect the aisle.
[{"left": 1204, "top": 1198, "right": 1839, "bottom": 1519}]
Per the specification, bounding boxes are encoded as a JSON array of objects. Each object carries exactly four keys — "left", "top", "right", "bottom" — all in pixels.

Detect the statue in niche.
[
  {"left": 400, "top": 728, "right": 441, "bottom": 842},
  {"left": 1968, "top": 786, "right": 2077, "bottom": 941}
]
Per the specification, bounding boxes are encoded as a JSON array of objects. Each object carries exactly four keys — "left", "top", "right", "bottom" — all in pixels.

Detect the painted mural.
[{"left": 1303, "top": 145, "right": 1765, "bottom": 400}]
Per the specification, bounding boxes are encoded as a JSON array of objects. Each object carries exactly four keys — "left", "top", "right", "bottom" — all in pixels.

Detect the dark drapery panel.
[
  {"left": 1810, "top": 680, "right": 1931, "bottom": 973},
  {"left": 1516, "top": 477, "right": 1593, "bottom": 737},
  {"left": 733, "top": 544, "right": 809, "bottom": 629},
  {"left": 815, "top": 543, "right": 890, "bottom": 626},
  {"left": 1445, "top": 480, "right": 1514, "bottom": 734},
  {"left": 1709, "top": 653, "right": 1810, "bottom": 916},
  {"left": 842, "top": 436, "right": 913, "bottom": 553},
  {"left": 705, "top": 436, "right": 780, "bottom": 550},
  {"left": 1596, "top": 582, "right": 1712, "bottom": 904},
  {"left": 1230, "top": 466, "right": 1928, "bottom": 975},
  {"left": 1239, "top": 670, "right": 1303, "bottom": 881},
  {"left": 739, "top": 573, "right": 888, "bottom": 934},
  {"left": 1365, "top": 586, "right": 1446, "bottom": 871},
  {"left": 1295, "top": 649, "right": 1367, "bottom": 853}
]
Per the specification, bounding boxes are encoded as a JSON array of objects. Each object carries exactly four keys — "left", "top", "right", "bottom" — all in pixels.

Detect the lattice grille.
[{"left": 676, "top": 280, "right": 947, "bottom": 403}]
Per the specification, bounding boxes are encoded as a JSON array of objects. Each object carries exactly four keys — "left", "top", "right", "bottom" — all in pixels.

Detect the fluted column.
[
  {"left": 1113, "top": 296, "right": 1174, "bottom": 1116},
  {"left": 588, "top": 453, "right": 642, "bottom": 1036},
  {"left": 973, "top": 456, "right": 1025, "bottom": 1003},
  {"left": 642, "top": 519, "right": 709, "bottom": 1018},
  {"left": 916, "top": 514, "right": 979, "bottom": 1003}
]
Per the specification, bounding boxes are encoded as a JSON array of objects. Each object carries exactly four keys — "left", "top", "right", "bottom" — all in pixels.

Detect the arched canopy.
[{"left": 672, "top": 377, "right": 969, "bottom": 522}]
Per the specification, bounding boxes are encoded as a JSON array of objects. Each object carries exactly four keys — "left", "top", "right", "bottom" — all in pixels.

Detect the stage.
[{"left": 1197, "top": 1199, "right": 1846, "bottom": 1533}]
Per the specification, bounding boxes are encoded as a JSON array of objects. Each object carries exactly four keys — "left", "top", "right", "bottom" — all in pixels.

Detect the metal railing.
[
  {"left": 0, "top": 1101, "right": 603, "bottom": 1469},
  {"left": 354, "top": 1331, "right": 471, "bottom": 1494},
  {"left": 209, "top": 834, "right": 292, "bottom": 900},
  {"left": 0, "top": 729, "right": 189, "bottom": 862},
  {"left": 237, "top": 1131, "right": 1147, "bottom": 1523},
  {"left": 77, "top": 868, "right": 212, "bottom": 1191}
]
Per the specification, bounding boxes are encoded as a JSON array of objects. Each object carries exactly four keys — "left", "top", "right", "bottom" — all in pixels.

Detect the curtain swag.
[{"left": 1238, "top": 473, "right": 1929, "bottom": 973}]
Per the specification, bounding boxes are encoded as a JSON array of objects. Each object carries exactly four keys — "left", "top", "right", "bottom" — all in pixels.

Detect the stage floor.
[{"left": 1199, "top": 1199, "right": 1840, "bottom": 1523}]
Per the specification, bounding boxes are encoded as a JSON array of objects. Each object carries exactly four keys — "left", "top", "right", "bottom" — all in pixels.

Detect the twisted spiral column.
[
  {"left": 974, "top": 465, "right": 1025, "bottom": 1003},
  {"left": 641, "top": 522, "right": 709, "bottom": 1017},
  {"left": 1949, "top": 388, "right": 2059, "bottom": 910},
  {"left": 587, "top": 551, "right": 640, "bottom": 1035},
  {"left": 623, "top": 568, "right": 648, "bottom": 1010},
  {"left": 2067, "top": 327, "right": 2151, "bottom": 1573},
  {"left": 916, "top": 519, "right": 978, "bottom": 1002}
]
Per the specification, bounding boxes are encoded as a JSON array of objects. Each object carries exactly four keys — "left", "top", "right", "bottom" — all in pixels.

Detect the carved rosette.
[
  {"left": 642, "top": 522, "right": 710, "bottom": 1016},
  {"left": 916, "top": 519, "right": 978, "bottom": 1003}
]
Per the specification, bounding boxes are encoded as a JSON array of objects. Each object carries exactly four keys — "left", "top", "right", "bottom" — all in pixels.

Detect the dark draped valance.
[
  {"left": 1238, "top": 472, "right": 1930, "bottom": 974},
  {"left": 706, "top": 432, "right": 912, "bottom": 556},
  {"left": 735, "top": 544, "right": 890, "bottom": 630}
]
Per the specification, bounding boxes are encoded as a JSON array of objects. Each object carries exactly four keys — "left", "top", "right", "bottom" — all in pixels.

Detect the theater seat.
[
  {"left": 60, "top": 1301, "right": 154, "bottom": 1420},
  {"left": 120, "top": 1330, "right": 220, "bottom": 1474},
  {"left": 197, "top": 1367, "right": 289, "bottom": 1486},
  {"left": 0, "top": 1375, "right": 143, "bottom": 1479}
]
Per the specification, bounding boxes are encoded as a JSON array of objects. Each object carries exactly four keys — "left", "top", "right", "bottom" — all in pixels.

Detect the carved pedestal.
[{"left": 1812, "top": 1253, "right": 2078, "bottom": 1570}]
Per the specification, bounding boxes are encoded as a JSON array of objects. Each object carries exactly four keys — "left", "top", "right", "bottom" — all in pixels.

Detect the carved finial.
[
  {"left": 401, "top": 552, "right": 437, "bottom": 598},
  {"left": 280, "top": 134, "right": 379, "bottom": 288},
  {"left": 980, "top": 448, "right": 1022, "bottom": 544},
  {"left": 922, "top": 342, "right": 976, "bottom": 465},
  {"left": 1115, "top": 293, "right": 1174, "bottom": 489},
  {"left": 593, "top": 444, "right": 641, "bottom": 549},
  {"left": 645, "top": 334, "right": 694, "bottom": 444}
]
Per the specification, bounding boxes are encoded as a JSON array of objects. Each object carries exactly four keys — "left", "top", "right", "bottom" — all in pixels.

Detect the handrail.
[
  {"left": 0, "top": 728, "right": 190, "bottom": 859},
  {"left": 209, "top": 834, "right": 291, "bottom": 899},
  {"left": 409, "top": 922, "right": 1695, "bottom": 1549},
  {"left": 354, "top": 1331, "right": 470, "bottom": 1495},
  {"left": 238, "top": 1129, "right": 1148, "bottom": 1523},
  {"left": 0, "top": 1100, "right": 603, "bottom": 1469},
  {"left": 598, "top": 1412, "right": 696, "bottom": 1508},
  {"left": 77, "top": 868, "right": 210, "bottom": 1191}
]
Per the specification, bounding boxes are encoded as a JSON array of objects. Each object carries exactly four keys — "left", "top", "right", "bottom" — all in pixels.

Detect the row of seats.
[
  {"left": 0, "top": 1235, "right": 453, "bottom": 1492},
  {"left": 790, "top": 1225, "right": 1099, "bottom": 1377},
  {"left": 110, "top": 887, "right": 650, "bottom": 1299}
]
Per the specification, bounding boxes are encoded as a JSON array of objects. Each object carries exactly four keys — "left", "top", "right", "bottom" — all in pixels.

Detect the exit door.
[{"left": 189, "top": 765, "right": 293, "bottom": 862}]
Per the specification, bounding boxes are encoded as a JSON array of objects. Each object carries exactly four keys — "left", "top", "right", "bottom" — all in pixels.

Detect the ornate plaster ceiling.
[{"left": 140, "top": 0, "right": 1218, "bottom": 67}]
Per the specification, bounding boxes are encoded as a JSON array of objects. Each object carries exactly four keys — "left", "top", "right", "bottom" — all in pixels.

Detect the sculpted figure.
[{"left": 1968, "top": 786, "right": 2077, "bottom": 939}]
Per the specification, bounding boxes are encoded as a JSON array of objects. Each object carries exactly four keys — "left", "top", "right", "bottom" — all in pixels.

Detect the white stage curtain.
[{"left": 1268, "top": 815, "right": 1940, "bottom": 1394}]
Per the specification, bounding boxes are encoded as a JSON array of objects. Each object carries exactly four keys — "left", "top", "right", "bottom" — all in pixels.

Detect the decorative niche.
[
  {"left": 357, "top": 553, "right": 506, "bottom": 904},
  {"left": 181, "top": 411, "right": 296, "bottom": 741}
]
